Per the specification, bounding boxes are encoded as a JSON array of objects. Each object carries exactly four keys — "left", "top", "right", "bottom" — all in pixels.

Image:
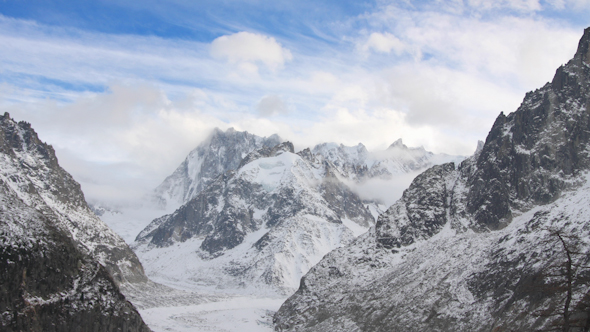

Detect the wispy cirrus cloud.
[{"left": 0, "top": 1, "right": 588, "bottom": 205}]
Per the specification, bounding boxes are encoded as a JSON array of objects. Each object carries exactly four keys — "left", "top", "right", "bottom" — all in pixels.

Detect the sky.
[{"left": 1, "top": 0, "right": 589, "bottom": 206}]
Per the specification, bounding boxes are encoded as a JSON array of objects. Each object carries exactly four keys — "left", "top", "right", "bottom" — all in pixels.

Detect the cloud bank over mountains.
[{"left": 0, "top": 0, "right": 588, "bottom": 205}]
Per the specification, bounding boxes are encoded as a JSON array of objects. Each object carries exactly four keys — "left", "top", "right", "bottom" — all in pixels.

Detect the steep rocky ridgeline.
[
  {"left": 134, "top": 142, "right": 375, "bottom": 294},
  {"left": 274, "top": 27, "right": 590, "bottom": 331},
  {"left": 0, "top": 145, "right": 150, "bottom": 331},
  {"left": 152, "top": 127, "right": 464, "bottom": 213},
  {"left": 0, "top": 113, "right": 147, "bottom": 286},
  {"left": 152, "top": 127, "right": 282, "bottom": 209}
]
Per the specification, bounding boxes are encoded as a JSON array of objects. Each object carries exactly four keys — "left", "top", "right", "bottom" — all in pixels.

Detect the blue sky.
[{"left": 1, "top": 0, "right": 589, "bottom": 204}]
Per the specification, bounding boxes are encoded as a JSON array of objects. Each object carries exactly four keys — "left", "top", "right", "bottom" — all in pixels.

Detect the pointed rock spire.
[{"left": 575, "top": 27, "right": 590, "bottom": 65}]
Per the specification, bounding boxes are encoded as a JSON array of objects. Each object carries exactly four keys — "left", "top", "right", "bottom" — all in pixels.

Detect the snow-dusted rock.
[
  {"left": 152, "top": 127, "right": 281, "bottom": 209},
  {"left": 134, "top": 142, "right": 374, "bottom": 295},
  {"left": 274, "top": 27, "right": 590, "bottom": 331},
  {"left": 310, "top": 139, "right": 463, "bottom": 182},
  {"left": 0, "top": 113, "right": 147, "bottom": 285},
  {"left": 0, "top": 115, "right": 150, "bottom": 331}
]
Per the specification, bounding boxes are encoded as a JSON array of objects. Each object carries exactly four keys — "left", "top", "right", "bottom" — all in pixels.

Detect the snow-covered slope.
[
  {"left": 0, "top": 113, "right": 147, "bottom": 285},
  {"left": 274, "top": 27, "right": 590, "bottom": 331},
  {"left": 134, "top": 142, "right": 374, "bottom": 295},
  {"left": 152, "top": 128, "right": 281, "bottom": 209}
]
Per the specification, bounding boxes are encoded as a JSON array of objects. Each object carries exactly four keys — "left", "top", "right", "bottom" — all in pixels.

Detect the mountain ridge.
[
  {"left": 273, "top": 26, "right": 590, "bottom": 332},
  {"left": 0, "top": 113, "right": 151, "bottom": 331}
]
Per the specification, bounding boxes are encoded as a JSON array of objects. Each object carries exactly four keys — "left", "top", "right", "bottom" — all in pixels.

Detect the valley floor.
[
  {"left": 101, "top": 205, "right": 289, "bottom": 331},
  {"left": 121, "top": 280, "right": 285, "bottom": 332},
  {"left": 139, "top": 295, "right": 283, "bottom": 332}
]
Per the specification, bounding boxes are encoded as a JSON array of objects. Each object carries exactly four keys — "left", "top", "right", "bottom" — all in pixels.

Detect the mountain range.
[
  {"left": 134, "top": 127, "right": 463, "bottom": 295},
  {"left": 3, "top": 23, "right": 588, "bottom": 332}
]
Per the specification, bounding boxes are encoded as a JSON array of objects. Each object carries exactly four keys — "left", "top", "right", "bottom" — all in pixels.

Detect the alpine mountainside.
[
  {"left": 152, "top": 128, "right": 463, "bottom": 211},
  {"left": 310, "top": 139, "right": 462, "bottom": 182},
  {"left": 134, "top": 142, "right": 375, "bottom": 294},
  {"left": 152, "top": 127, "right": 282, "bottom": 209},
  {"left": 274, "top": 27, "right": 590, "bottom": 331},
  {"left": 0, "top": 114, "right": 150, "bottom": 331},
  {"left": 0, "top": 113, "right": 147, "bottom": 285}
]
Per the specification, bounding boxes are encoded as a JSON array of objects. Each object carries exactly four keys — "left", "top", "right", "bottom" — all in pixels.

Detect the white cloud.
[
  {"left": 466, "top": 0, "right": 542, "bottom": 12},
  {"left": 2, "top": 83, "right": 229, "bottom": 204},
  {"left": 363, "top": 32, "right": 406, "bottom": 54},
  {"left": 0, "top": 5, "right": 588, "bottom": 208},
  {"left": 257, "top": 95, "right": 289, "bottom": 117},
  {"left": 210, "top": 31, "right": 293, "bottom": 71}
]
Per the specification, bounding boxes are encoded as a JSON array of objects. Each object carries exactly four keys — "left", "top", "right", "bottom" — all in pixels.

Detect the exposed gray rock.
[
  {"left": 152, "top": 127, "right": 282, "bottom": 209},
  {"left": 274, "top": 27, "right": 590, "bottom": 332},
  {"left": 0, "top": 113, "right": 147, "bottom": 286},
  {"left": 376, "top": 162, "right": 456, "bottom": 249},
  {"left": 0, "top": 125, "right": 150, "bottom": 331}
]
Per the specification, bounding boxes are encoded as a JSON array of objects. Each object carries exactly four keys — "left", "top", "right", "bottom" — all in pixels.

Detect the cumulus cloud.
[
  {"left": 1, "top": 3, "right": 588, "bottom": 209},
  {"left": 257, "top": 95, "right": 289, "bottom": 117},
  {"left": 210, "top": 31, "right": 293, "bottom": 72},
  {"left": 2, "top": 83, "right": 229, "bottom": 205},
  {"left": 362, "top": 32, "right": 406, "bottom": 54}
]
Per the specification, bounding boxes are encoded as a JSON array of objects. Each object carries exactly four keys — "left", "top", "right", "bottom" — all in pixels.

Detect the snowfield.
[{"left": 139, "top": 296, "right": 284, "bottom": 332}]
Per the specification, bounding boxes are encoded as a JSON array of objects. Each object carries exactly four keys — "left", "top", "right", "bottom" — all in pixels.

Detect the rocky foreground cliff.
[
  {"left": 274, "top": 27, "right": 590, "bottom": 332},
  {"left": 0, "top": 113, "right": 150, "bottom": 331}
]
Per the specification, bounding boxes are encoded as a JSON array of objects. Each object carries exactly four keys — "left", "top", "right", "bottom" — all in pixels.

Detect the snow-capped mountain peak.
[
  {"left": 135, "top": 141, "right": 374, "bottom": 294},
  {"left": 152, "top": 127, "right": 282, "bottom": 209}
]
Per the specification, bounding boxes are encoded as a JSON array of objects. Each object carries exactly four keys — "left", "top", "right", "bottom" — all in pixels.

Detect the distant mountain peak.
[
  {"left": 136, "top": 141, "right": 374, "bottom": 294},
  {"left": 388, "top": 138, "right": 405, "bottom": 149},
  {"left": 152, "top": 128, "right": 282, "bottom": 209}
]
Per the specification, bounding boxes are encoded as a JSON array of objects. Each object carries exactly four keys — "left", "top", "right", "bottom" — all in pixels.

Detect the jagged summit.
[
  {"left": 388, "top": 138, "right": 405, "bottom": 149},
  {"left": 152, "top": 127, "right": 282, "bottom": 209},
  {"left": 574, "top": 26, "right": 590, "bottom": 64},
  {"left": 0, "top": 113, "right": 150, "bottom": 331},
  {"left": 274, "top": 27, "right": 590, "bottom": 332},
  {"left": 135, "top": 141, "right": 374, "bottom": 294}
]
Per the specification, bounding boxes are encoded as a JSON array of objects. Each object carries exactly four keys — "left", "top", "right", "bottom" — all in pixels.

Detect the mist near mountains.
[{"left": 1, "top": 10, "right": 589, "bottom": 331}]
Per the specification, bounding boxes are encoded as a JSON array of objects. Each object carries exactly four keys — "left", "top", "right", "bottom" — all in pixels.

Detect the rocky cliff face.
[
  {"left": 134, "top": 142, "right": 375, "bottom": 294},
  {"left": 152, "top": 128, "right": 282, "bottom": 209},
  {"left": 0, "top": 115, "right": 150, "bottom": 331},
  {"left": 274, "top": 27, "right": 590, "bottom": 331},
  {"left": 0, "top": 113, "right": 147, "bottom": 286}
]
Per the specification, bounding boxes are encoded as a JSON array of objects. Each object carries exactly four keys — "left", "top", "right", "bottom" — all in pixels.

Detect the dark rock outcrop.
[
  {"left": 0, "top": 160, "right": 150, "bottom": 332},
  {"left": 274, "top": 27, "right": 590, "bottom": 332},
  {"left": 0, "top": 113, "right": 147, "bottom": 285}
]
